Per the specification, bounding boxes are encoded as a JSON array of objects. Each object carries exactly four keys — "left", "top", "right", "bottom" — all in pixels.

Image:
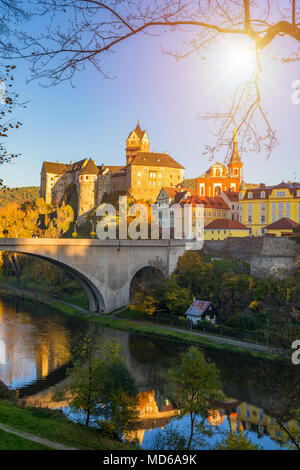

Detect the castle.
[{"left": 40, "top": 123, "right": 185, "bottom": 218}]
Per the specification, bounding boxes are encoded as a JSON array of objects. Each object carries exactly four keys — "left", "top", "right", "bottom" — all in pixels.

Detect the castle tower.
[
  {"left": 228, "top": 128, "right": 243, "bottom": 184},
  {"left": 77, "top": 158, "right": 99, "bottom": 217},
  {"left": 126, "top": 122, "right": 149, "bottom": 165}
]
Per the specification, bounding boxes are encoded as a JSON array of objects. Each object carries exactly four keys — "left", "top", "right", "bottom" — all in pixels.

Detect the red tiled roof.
[
  {"left": 223, "top": 190, "right": 239, "bottom": 201},
  {"left": 266, "top": 217, "right": 299, "bottom": 230},
  {"left": 205, "top": 219, "right": 249, "bottom": 230},
  {"left": 175, "top": 195, "right": 230, "bottom": 210}
]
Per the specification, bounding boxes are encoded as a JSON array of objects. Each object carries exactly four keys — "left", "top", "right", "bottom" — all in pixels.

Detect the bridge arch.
[
  {"left": 130, "top": 266, "right": 166, "bottom": 300},
  {"left": 0, "top": 250, "right": 105, "bottom": 313}
]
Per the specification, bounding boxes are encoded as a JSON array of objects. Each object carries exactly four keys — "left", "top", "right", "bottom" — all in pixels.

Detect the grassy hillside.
[{"left": 0, "top": 186, "right": 40, "bottom": 208}]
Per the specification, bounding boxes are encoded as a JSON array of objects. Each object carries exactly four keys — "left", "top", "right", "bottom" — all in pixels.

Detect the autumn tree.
[
  {"left": 164, "top": 277, "right": 192, "bottom": 315},
  {"left": 130, "top": 285, "right": 157, "bottom": 317},
  {"left": 18, "top": 1, "right": 300, "bottom": 157},
  {"left": 166, "top": 346, "right": 222, "bottom": 450}
]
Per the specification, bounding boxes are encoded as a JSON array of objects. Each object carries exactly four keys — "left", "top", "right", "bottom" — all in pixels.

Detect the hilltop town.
[{"left": 40, "top": 123, "right": 300, "bottom": 240}]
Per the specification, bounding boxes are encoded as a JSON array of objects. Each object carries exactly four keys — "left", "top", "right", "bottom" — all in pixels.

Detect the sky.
[{"left": 1, "top": 16, "right": 300, "bottom": 188}]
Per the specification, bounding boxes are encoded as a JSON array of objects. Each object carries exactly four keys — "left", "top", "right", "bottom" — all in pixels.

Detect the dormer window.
[
  {"left": 248, "top": 192, "right": 253, "bottom": 199},
  {"left": 261, "top": 191, "right": 265, "bottom": 198}
]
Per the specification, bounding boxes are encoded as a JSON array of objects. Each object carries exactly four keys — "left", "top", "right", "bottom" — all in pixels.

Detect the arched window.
[{"left": 214, "top": 186, "right": 221, "bottom": 196}]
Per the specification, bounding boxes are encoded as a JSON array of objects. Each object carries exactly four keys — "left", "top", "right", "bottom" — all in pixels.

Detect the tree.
[
  {"left": 164, "top": 277, "right": 192, "bottom": 315},
  {"left": 166, "top": 346, "right": 222, "bottom": 450},
  {"left": 216, "top": 432, "right": 261, "bottom": 450},
  {"left": 96, "top": 357, "right": 139, "bottom": 439},
  {"left": 175, "top": 251, "right": 214, "bottom": 298},
  {"left": 66, "top": 331, "right": 139, "bottom": 438},
  {"left": 67, "top": 328, "right": 104, "bottom": 426},
  {"left": 20, "top": 1, "right": 300, "bottom": 157},
  {"left": 130, "top": 285, "right": 157, "bottom": 317}
]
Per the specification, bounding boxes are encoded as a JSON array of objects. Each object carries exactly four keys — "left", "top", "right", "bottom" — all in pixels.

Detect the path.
[
  {"left": 114, "top": 316, "right": 275, "bottom": 354},
  {"left": 0, "top": 422, "right": 77, "bottom": 450}
]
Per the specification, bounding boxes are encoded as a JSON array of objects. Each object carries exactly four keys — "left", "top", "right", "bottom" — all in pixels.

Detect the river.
[{"left": 0, "top": 294, "right": 296, "bottom": 450}]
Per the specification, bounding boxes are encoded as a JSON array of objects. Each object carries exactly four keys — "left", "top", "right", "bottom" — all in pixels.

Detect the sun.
[
  {"left": 230, "top": 43, "right": 257, "bottom": 77},
  {"left": 214, "top": 39, "right": 258, "bottom": 85}
]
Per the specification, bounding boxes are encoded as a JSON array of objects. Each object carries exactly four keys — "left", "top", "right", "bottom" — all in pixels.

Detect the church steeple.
[{"left": 228, "top": 127, "right": 243, "bottom": 184}]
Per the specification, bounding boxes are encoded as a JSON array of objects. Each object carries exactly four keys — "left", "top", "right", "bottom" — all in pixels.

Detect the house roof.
[
  {"left": 205, "top": 219, "right": 249, "bottom": 230},
  {"left": 222, "top": 190, "right": 239, "bottom": 202},
  {"left": 177, "top": 178, "right": 197, "bottom": 190},
  {"left": 127, "top": 122, "right": 147, "bottom": 141},
  {"left": 43, "top": 158, "right": 88, "bottom": 175},
  {"left": 176, "top": 195, "right": 229, "bottom": 210},
  {"left": 241, "top": 182, "right": 300, "bottom": 200},
  {"left": 184, "top": 300, "right": 214, "bottom": 318},
  {"left": 161, "top": 187, "right": 183, "bottom": 198},
  {"left": 79, "top": 158, "right": 99, "bottom": 175},
  {"left": 265, "top": 217, "right": 299, "bottom": 231},
  {"left": 129, "top": 152, "right": 184, "bottom": 169},
  {"left": 99, "top": 165, "right": 125, "bottom": 174}
]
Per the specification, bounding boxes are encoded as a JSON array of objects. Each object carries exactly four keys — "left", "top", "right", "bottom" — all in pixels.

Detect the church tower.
[
  {"left": 228, "top": 128, "right": 243, "bottom": 184},
  {"left": 126, "top": 122, "right": 149, "bottom": 165}
]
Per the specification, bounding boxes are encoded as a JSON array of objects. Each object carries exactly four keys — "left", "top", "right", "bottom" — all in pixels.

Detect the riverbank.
[
  {"left": 0, "top": 283, "right": 276, "bottom": 359},
  {"left": 0, "top": 400, "right": 136, "bottom": 450}
]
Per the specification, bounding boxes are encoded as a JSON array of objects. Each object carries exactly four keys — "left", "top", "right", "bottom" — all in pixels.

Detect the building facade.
[
  {"left": 196, "top": 129, "right": 243, "bottom": 197},
  {"left": 40, "top": 123, "right": 185, "bottom": 218},
  {"left": 239, "top": 182, "right": 300, "bottom": 236}
]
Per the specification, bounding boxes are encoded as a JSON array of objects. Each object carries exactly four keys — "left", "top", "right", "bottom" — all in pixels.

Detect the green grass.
[
  {"left": 0, "top": 428, "right": 53, "bottom": 450},
  {"left": 0, "top": 401, "right": 136, "bottom": 450},
  {"left": 0, "top": 286, "right": 275, "bottom": 360}
]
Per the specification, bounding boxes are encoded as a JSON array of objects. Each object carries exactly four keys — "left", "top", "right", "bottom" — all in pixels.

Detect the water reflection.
[
  {"left": 0, "top": 296, "right": 77, "bottom": 388},
  {"left": 0, "top": 295, "right": 296, "bottom": 450}
]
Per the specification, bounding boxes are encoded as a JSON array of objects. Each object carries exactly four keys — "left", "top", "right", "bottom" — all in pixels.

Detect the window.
[
  {"left": 158, "top": 173, "right": 161, "bottom": 178},
  {"left": 276, "top": 191, "right": 286, "bottom": 197},
  {"left": 271, "top": 202, "right": 276, "bottom": 222},
  {"left": 261, "top": 191, "right": 265, "bottom": 198},
  {"left": 260, "top": 203, "right": 266, "bottom": 224},
  {"left": 138, "top": 172, "right": 141, "bottom": 177},
  {"left": 259, "top": 409, "right": 264, "bottom": 422},
  {"left": 144, "top": 169, "right": 148, "bottom": 173},
  {"left": 239, "top": 192, "right": 243, "bottom": 199},
  {"left": 247, "top": 203, "right": 252, "bottom": 224},
  {"left": 248, "top": 192, "right": 253, "bottom": 199},
  {"left": 278, "top": 202, "right": 284, "bottom": 219},
  {"left": 286, "top": 202, "right": 290, "bottom": 218}
]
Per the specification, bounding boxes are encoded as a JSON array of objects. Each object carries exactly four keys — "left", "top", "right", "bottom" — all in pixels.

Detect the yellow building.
[
  {"left": 204, "top": 219, "right": 250, "bottom": 240},
  {"left": 237, "top": 402, "right": 298, "bottom": 445},
  {"left": 265, "top": 217, "right": 299, "bottom": 238},
  {"left": 240, "top": 182, "right": 300, "bottom": 236}
]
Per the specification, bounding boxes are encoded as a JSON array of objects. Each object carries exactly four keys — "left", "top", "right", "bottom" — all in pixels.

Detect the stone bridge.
[{"left": 0, "top": 238, "right": 186, "bottom": 313}]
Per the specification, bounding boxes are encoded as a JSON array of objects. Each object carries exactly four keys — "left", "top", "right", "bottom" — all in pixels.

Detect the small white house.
[{"left": 184, "top": 300, "right": 219, "bottom": 325}]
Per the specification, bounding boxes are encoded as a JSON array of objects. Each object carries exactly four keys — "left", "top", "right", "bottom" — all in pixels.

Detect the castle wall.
[{"left": 129, "top": 165, "right": 184, "bottom": 203}]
